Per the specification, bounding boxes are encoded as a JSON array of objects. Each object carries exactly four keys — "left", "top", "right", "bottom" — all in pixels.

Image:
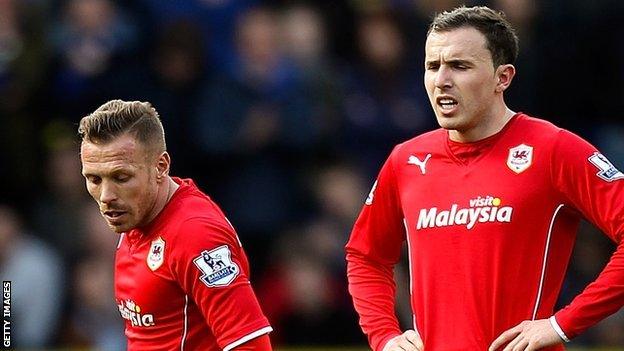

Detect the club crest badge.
[
  {"left": 507, "top": 144, "right": 533, "bottom": 174},
  {"left": 147, "top": 236, "right": 165, "bottom": 271},
  {"left": 193, "top": 245, "right": 239, "bottom": 287},
  {"left": 588, "top": 152, "right": 624, "bottom": 182}
]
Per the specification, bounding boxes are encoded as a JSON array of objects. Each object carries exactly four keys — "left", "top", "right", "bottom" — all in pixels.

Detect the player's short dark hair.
[
  {"left": 78, "top": 100, "right": 166, "bottom": 154},
  {"left": 428, "top": 6, "right": 519, "bottom": 67}
]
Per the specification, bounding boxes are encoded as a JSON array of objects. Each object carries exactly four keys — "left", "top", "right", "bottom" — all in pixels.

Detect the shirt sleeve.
[
  {"left": 549, "top": 129, "right": 624, "bottom": 339},
  {"left": 232, "top": 333, "right": 272, "bottom": 351},
  {"left": 345, "top": 148, "right": 407, "bottom": 351},
  {"left": 168, "top": 218, "right": 272, "bottom": 350}
]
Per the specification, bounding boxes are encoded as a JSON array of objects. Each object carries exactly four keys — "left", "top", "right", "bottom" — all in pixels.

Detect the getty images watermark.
[{"left": 2, "top": 281, "right": 10, "bottom": 349}]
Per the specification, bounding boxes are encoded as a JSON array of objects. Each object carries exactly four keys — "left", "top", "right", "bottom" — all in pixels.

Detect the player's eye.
[
  {"left": 115, "top": 174, "right": 131, "bottom": 183},
  {"left": 86, "top": 175, "right": 101, "bottom": 185}
]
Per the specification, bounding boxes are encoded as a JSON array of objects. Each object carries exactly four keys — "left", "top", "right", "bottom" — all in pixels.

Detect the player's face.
[
  {"left": 81, "top": 134, "right": 161, "bottom": 233},
  {"left": 424, "top": 27, "right": 500, "bottom": 139}
]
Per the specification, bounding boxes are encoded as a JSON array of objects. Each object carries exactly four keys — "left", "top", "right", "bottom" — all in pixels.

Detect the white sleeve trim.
[
  {"left": 549, "top": 316, "right": 570, "bottom": 342},
  {"left": 223, "top": 326, "right": 273, "bottom": 351}
]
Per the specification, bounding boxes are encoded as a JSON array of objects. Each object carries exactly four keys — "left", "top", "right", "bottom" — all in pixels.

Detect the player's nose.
[
  {"left": 434, "top": 66, "right": 453, "bottom": 89},
  {"left": 99, "top": 181, "right": 118, "bottom": 204}
]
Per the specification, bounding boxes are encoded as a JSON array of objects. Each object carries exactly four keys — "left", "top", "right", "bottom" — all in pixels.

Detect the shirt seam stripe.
[
  {"left": 532, "top": 204, "right": 564, "bottom": 320},
  {"left": 403, "top": 218, "right": 422, "bottom": 339},
  {"left": 180, "top": 295, "right": 189, "bottom": 351}
]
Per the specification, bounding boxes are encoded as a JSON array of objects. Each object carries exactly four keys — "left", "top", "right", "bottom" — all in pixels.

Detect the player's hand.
[
  {"left": 488, "top": 319, "right": 563, "bottom": 351},
  {"left": 382, "top": 330, "right": 424, "bottom": 351}
]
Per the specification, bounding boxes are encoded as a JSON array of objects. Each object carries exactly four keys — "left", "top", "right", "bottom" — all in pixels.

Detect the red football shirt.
[
  {"left": 346, "top": 114, "right": 624, "bottom": 350},
  {"left": 115, "top": 178, "right": 272, "bottom": 350}
]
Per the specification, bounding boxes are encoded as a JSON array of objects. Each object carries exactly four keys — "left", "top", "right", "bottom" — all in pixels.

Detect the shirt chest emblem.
[
  {"left": 507, "top": 144, "right": 533, "bottom": 174},
  {"left": 146, "top": 236, "right": 165, "bottom": 271}
]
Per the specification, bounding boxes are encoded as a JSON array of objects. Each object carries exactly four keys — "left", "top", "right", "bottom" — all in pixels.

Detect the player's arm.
[
  {"left": 491, "top": 129, "right": 624, "bottom": 349},
  {"left": 346, "top": 148, "right": 413, "bottom": 351},
  {"left": 548, "top": 130, "right": 624, "bottom": 340},
  {"left": 170, "top": 218, "right": 273, "bottom": 350}
]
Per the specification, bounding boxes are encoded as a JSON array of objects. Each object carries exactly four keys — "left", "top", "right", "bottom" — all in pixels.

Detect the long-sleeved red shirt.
[
  {"left": 346, "top": 114, "right": 624, "bottom": 350},
  {"left": 115, "top": 178, "right": 272, "bottom": 350}
]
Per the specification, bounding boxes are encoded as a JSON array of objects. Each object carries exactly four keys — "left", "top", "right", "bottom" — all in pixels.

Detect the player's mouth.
[
  {"left": 436, "top": 96, "right": 458, "bottom": 114},
  {"left": 103, "top": 210, "right": 128, "bottom": 223}
]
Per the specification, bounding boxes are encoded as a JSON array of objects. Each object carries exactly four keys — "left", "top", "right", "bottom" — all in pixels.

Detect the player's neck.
[
  {"left": 449, "top": 107, "right": 516, "bottom": 143},
  {"left": 164, "top": 177, "right": 180, "bottom": 203},
  {"left": 143, "top": 177, "right": 179, "bottom": 228}
]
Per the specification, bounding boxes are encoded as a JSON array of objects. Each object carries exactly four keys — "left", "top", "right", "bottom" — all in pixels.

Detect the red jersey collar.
[
  {"left": 125, "top": 177, "right": 196, "bottom": 241},
  {"left": 445, "top": 113, "right": 523, "bottom": 164}
]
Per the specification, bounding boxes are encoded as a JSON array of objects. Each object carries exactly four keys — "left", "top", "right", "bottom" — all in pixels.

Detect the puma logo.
[{"left": 408, "top": 154, "right": 432, "bottom": 175}]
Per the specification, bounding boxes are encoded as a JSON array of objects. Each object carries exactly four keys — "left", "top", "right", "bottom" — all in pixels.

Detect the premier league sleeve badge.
[{"left": 193, "top": 245, "right": 240, "bottom": 287}]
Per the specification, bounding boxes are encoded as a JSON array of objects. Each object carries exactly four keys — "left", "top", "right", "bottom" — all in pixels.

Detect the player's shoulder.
[
  {"left": 513, "top": 113, "right": 589, "bottom": 146},
  {"left": 500, "top": 113, "right": 566, "bottom": 150},
  {"left": 164, "top": 210, "right": 239, "bottom": 260},
  {"left": 164, "top": 179, "right": 236, "bottom": 241},
  {"left": 392, "top": 128, "right": 446, "bottom": 157},
  {"left": 175, "top": 204, "right": 234, "bottom": 239},
  {"left": 515, "top": 113, "right": 561, "bottom": 133},
  {"left": 401, "top": 128, "right": 446, "bottom": 147},
  {"left": 170, "top": 179, "right": 225, "bottom": 218}
]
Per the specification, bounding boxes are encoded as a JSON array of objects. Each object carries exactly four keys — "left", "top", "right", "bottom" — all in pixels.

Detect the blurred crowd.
[{"left": 0, "top": 0, "right": 623, "bottom": 349}]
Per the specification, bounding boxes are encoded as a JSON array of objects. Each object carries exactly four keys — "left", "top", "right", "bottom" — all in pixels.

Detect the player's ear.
[
  {"left": 155, "top": 151, "right": 170, "bottom": 182},
  {"left": 495, "top": 64, "right": 515, "bottom": 93}
]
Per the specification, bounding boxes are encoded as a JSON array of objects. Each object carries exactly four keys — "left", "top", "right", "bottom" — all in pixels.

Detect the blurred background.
[{"left": 0, "top": 0, "right": 623, "bottom": 349}]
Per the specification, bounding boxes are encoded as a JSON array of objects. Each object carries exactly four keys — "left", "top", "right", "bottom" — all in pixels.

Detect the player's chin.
[
  {"left": 109, "top": 221, "right": 134, "bottom": 233},
  {"left": 435, "top": 115, "right": 461, "bottom": 130}
]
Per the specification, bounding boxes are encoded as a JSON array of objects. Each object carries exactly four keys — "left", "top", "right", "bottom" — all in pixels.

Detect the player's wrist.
[{"left": 549, "top": 316, "right": 570, "bottom": 343}]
